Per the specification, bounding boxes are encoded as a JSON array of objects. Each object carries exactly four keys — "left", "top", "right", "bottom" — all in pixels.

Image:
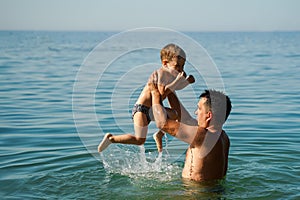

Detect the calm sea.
[{"left": 0, "top": 30, "right": 299, "bottom": 199}]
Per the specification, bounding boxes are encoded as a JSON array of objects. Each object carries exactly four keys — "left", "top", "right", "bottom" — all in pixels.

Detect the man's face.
[{"left": 195, "top": 97, "right": 210, "bottom": 127}]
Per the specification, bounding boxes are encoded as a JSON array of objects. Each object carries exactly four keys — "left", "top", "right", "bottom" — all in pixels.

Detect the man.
[{"left": 149, "top": 82, "right": 232, "bottom": 182}]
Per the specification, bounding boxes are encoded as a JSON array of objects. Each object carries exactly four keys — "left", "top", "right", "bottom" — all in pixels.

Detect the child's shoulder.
[{"left": 157, "top": 66, "right": 171, "bottom": 75}]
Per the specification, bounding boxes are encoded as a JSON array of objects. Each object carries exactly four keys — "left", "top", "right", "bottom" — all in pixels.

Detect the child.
[{"left": 98, "top": 43, "right": 195, "bottom": 152}]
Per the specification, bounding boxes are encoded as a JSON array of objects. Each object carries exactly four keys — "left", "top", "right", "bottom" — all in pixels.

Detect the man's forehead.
[{"left": 198, "top": 97, "right": 208, "bottom": 105}]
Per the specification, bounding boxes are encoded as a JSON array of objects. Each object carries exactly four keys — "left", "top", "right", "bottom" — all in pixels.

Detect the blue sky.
[{"left": 0, "top": 0, "right": 299, "bottom": 31}]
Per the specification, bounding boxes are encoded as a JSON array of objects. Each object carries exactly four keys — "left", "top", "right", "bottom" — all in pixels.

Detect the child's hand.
[
  {"left": 170, "top": 72, "right": 196, "bottom": 91},
  {"left": 176, "top": 72, "right": 195, "bottom": 84},
  {"left": 186, "top": 75, "right": 195, "bottom": 84},
  {"left": 175, "top": 72, "right": 186, "bottom": 83}
]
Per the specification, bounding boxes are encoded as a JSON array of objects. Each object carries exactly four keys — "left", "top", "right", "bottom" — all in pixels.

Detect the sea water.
[{"left": 0, "top": 31, "right": 300, "bottom": 199}]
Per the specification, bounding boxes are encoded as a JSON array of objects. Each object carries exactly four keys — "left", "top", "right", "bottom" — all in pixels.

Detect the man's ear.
[{"left": 206, "top": 111, "right": 212, "bottom": 122}]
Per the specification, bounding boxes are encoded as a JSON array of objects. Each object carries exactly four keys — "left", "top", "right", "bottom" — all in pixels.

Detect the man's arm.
[
  {"left": 167, "top": 92, "right": 197, "bottom": 125},
  {"left": 166, "top": 92, "right": 181, "bottom": 121},
  {"left": 149, "top": 83, "right": 198, "bottom": 144},
  {"left": 150, "top": 84, "right": 177, "bottom": 135}
]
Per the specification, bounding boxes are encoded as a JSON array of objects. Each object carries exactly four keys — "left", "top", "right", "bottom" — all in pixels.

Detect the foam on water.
[{"left": 100, "top": 136, "right": 182, "bottom": 182}]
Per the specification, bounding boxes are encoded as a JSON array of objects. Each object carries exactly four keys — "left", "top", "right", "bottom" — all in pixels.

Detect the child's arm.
[
  {"left": 160, "top": 72, "right": 195, "bottom": 99},
  {"left": 172, "top": 74, "right": 195, "bottom": 90}
]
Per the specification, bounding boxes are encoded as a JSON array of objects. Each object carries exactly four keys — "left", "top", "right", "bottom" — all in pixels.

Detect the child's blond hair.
[{"left": 160, "top": 43, "right": 186, "bottom": 62}]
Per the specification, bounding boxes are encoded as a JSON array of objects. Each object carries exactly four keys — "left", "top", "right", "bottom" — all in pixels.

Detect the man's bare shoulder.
[
  {"left": 221, "top": 130, "right": 230, "bottom": 144},
  {"left": 196, "top": 126, "right": 208, "bottom": 134},
  {"left": 221, "top": 130, "right": 229, "bottom": 138},
  {"left": 190, "top": 127, "right": 207, "bottom": 146}
]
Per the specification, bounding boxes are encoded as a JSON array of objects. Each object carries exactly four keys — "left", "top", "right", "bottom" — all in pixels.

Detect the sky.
[{"left": 0, "top": 0, "right": 300, "bottom": 31}]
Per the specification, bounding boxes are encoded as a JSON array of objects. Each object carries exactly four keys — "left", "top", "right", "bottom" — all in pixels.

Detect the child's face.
[{"left": 167, "top": 56, "right": 186, "bottom": 72}]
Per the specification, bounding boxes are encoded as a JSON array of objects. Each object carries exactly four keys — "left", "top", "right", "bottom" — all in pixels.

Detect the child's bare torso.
[{"left": 136, "top": 66, "right": 178, "bottom": 107}]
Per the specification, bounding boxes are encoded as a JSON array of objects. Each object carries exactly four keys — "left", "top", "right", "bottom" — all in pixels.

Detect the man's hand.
[
  {"left": 148, "top": 82, "right": 159, "bottom": 94},
  {"left": 148, "top": 70, "right": 163, "bottom": 107},
  {"left": 148, "top": 70, "right": 159, "bottom": 94}
]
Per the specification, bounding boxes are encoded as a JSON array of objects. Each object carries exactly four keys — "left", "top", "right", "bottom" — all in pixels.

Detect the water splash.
[{"left": 100, "top": 135, "right": 182, "bottom": 181}]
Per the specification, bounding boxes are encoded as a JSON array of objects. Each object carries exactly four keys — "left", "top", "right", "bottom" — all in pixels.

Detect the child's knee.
[{"left": 136, "top": 137, "right": 146, "bottom": 145}]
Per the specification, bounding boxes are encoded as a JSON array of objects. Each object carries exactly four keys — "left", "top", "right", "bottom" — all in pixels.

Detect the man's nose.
[{"left": 194, "top": 109, "right": 198, "bottom": 115}]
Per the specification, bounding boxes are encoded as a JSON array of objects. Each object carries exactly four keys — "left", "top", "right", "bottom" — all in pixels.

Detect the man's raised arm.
[{"left": 149, "top": 82, "right": 197, "bottom": 144}]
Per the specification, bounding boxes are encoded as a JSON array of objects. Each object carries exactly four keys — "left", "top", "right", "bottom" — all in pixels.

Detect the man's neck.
[{"left": 207, "top": 124, "right": 223, "bottom": 133}]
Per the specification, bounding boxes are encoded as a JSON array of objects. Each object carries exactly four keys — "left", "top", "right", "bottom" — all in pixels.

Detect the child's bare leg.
[
  {"left": 109, "top": 134, "right": 146, "bottom": 145},
  {"left": 111, "top": 112, "right": 148, "bottom": 145},
  {"left": 132, "top": 111, "right": 149, "bottom": 141},
  {"left": 98, "top": 112, "right": 149, "bottom": 152},
  {"left": 153, "top": 130, "right": 165, "bottom": 152},
  {"left": 98, "top": 133, "right": 147, "bottom": 152},
  {"left": 150, "top": 107, "right": 176, "bottom": 152}
]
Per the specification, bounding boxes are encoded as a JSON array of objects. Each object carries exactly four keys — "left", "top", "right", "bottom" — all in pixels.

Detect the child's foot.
[
  {"left": 98, "top": 133, "right": 112, "bottom": 152},
  {"left": 153, "top": 131, "right": 164, "bottom": 152}
]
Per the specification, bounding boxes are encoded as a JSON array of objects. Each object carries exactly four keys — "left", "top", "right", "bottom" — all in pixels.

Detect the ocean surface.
[{"left": 0, "top": 30, "right": 300, "bottom": 199}]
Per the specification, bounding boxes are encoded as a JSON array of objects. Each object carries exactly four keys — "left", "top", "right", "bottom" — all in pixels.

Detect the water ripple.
[{"left": 1, "top": 31, "right": 300, "bottom": 199}]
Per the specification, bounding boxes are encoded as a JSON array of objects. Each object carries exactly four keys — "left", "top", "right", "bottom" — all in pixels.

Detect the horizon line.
[{"left": 1, "top": 28, "right": 300, "bottom": 33}]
